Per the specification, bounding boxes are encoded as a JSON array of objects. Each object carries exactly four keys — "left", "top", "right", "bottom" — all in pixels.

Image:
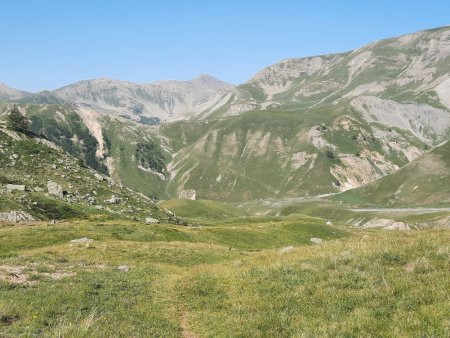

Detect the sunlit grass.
[{"left": 0, "top": 216, "right": 448, "bottom": 337}]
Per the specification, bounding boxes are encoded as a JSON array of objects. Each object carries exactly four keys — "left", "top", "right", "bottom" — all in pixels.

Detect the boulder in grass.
[
  {"left": 118, "top": 265, "right": 129, "bottom": 272},
  {"left": 279, "top": 246, "right": 295, "bottom": 254},
  {"left": 70, "top": 238, "right": 93, "bottom": 244},
  {"left": 47, "top": 181, "right": 63, "bottom": 198},
  {"left": 6, "top": 184, "right": 26, "bottom": 192},
  {"left": 145, "top": 217, "right": 160, "bottom": 224},
  {"left": 310, "top": 238, "right": 323, "bottom": 244},
  {"left": 104, "top": 195, "right": 121, "bottom": 205}
]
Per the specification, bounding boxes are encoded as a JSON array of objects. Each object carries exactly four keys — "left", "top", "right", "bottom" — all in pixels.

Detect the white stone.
[
  {"left": 279, "top": 246, "right": 295, "bottom": 253},
  {"left": 145, "top": 217, "right": 160, "bottom": 224}
]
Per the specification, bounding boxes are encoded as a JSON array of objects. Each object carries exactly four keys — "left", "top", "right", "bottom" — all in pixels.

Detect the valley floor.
[{"left": 0, "top": 212, "right": 449, "bottom": 337}]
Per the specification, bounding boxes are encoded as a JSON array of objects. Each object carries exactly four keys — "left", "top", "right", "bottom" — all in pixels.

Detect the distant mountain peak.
[
  {"left": 193, "top": 74, "right": 223, "bottom": 82},
  {"left": 0, "top": 83, "right": 30, "bottom": 100},
  {"left": 190, "top": 74, "right": 235, "bottom": 91}
]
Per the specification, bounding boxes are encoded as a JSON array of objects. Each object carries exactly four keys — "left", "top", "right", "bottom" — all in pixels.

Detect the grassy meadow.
[{"left": 0, "top": 200, "right": 449, "bottom": 337}]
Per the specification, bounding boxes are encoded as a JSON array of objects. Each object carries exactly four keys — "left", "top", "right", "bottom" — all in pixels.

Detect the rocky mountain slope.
[
  {"left": 161, "top": 107, "right": 431, "bottom": 200},
  {"left": 14, "top": 75, "right": 237, "bottom": 122},
  {"left": 335, "top": 140, "right": 450, "bottom": 206},
  {"left": 157, "top": 26, "right": 450, "bottom": 200},
  {"left": 241, "top": 27, "right": 450, "bottom": 111},
  {"left": 0, "top": 121, "right": 181, "bottom": 223},
  {"left": 1, "top": 26, "right": 449, "bottom": 202}
]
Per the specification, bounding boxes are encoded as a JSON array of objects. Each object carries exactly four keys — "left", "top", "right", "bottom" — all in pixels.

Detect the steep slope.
[
  {"left": 1, "top": 26, "right": 449, "bottom": 202},
  {"left": 0, "top": 122, "right": 180, "bottom": 223},
  {"left": 335, "top": 141, "right": 450, "bottom": 206},
  {"left": 155, "top": 26, "right": 450, "bottom": 200},
  {"left": 242, "top": 26, "right": 450, "bottom": 111},
  {"left": 161, "top": 107, "right": 429, "bottom": 200},
  {"left": 0, "top": 103, "right": 174, "bottom": 199}
]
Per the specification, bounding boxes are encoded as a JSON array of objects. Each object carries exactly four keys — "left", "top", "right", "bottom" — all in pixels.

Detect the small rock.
[
  {"left": 118, "top": 265, "right": 129, "bottom": 272},
  {"left": 69, "top": 238, "right": 93, "bottom": 244},
  {"left": 94, "top": 173, "right": 104, "bottom": 182},
  {"left": 5, "top": 184, "right": 26, "bottom": 192},
  {"left": 145, "top": 217, "right": 160, "bottom": 224},
  {"left": 279, "top": 246, "right": 295, "bottom": 253},
  {"left": 310, "top": 238, "right": 323, "bottom": 244},
  {"left": 104, "top": 195, "right": 121, "bottom": 205},
  {"left": 326, "top": 220, "right": 332, "bottom": 226},
  {"left": 47, "top": 181, "right": 64, "bottom": 198}
]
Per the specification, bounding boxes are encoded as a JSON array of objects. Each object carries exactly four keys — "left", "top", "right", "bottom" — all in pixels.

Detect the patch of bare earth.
[
  {"left": 180, "top": 309, "right": 198, "bottom": 338},
  {"left": 0, "top": 264, "right": 76, "bottom": 285}
]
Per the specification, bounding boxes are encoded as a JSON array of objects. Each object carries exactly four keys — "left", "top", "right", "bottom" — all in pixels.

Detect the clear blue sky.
[{"left": 1, "top": 0, "right": 449, "bottom": 92}]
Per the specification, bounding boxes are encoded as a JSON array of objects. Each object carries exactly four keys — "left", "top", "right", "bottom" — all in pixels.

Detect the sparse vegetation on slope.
[
  {"left": 335, "top": 141, "right": 450, "bottom": 207},
  {"left": 0, "top": 124, "right": 177, "bottom": 223}
]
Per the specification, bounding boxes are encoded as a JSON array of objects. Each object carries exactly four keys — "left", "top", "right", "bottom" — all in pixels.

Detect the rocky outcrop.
[
  {"left": 178, "top": 189, "right": 197, "bottom": 200},
  {"left": 360, "top": 218, "right": 411, "bottom": 230},
  {"left": 0, "top": 211, "right": 35, "bottom": 223}
]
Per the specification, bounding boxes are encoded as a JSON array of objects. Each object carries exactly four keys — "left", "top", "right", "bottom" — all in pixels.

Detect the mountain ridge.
[{"left": 1, "top": 26, "right": 450, "bottom": 202}]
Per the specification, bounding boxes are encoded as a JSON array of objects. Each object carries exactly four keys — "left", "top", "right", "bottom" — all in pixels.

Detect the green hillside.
[
  {"left": 336, "top": 141, "right": 450, "bottom": 207},
  {"left": 162, "top": 107, "right": 427, "bottom": 200},
  {"left": 2, "top": 28, "right": 450, "bottom": 202},
  {"left": 0, "top": 123, "right": 177, "bottom": 223},
  {"left": 159, "top": 199, "right": 247, "bottom": 223}
]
